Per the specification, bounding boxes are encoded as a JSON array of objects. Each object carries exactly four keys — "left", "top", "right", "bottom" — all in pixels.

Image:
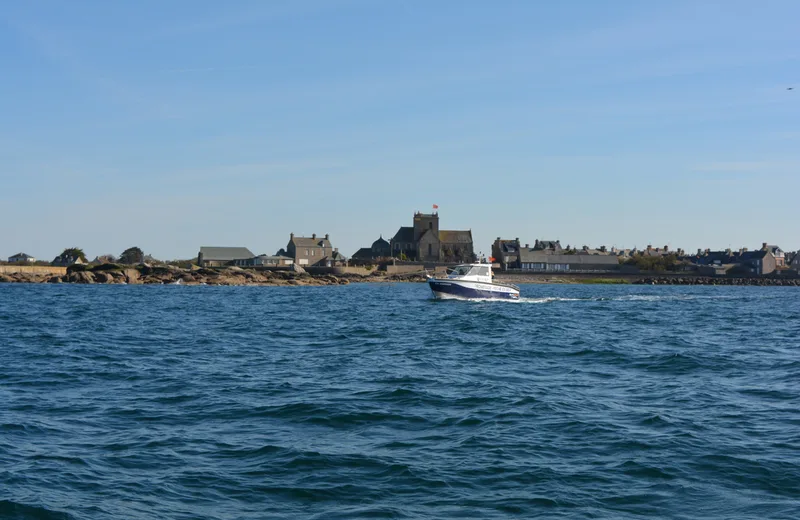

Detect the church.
[{"left": 390, "top": 211, "right": 475, "bottom": 263}]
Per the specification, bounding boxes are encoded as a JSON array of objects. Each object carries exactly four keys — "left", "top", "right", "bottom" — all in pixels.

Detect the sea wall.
[{"left": 0, "top": 265, "right": 67, "bottom": 276}]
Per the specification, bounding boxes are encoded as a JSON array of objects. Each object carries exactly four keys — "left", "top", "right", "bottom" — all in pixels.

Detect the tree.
[
  {"left": 61, "top": 247, "right": 87, "bottom": 262},
  {"left": 119, "top": 246, "right": 145, "bottom": 265}
]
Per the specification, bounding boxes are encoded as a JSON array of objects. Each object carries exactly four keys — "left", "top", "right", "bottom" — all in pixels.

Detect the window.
[
  {"left": 429, "top": 222, "right": 432, "bottom": 230},
  {"left": 311, "top": 250, "right": 315, "bottom": 256},
  {"left": 428, "top": 244, "right": 432, "bottom": 256},
  {"left": 305, "top": 249, "right": 309, "bottom": 256}
]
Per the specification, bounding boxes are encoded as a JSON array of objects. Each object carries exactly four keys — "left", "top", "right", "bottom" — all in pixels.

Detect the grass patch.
[{"left": 579, "top": 278, "right": 631, "bottom": 284}]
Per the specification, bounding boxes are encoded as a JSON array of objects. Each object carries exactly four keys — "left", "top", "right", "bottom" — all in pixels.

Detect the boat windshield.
[
  {"left": 449, "top": 265, "right": 490, "bottom": 277},
  {"left": 450, "top": 265, "right": 472, "bottom": 276}
]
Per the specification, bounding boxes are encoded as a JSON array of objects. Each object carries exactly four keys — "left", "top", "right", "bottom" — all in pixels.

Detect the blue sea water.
[{"left": 1, "top": 283, "right": 799, "bottom": 519}]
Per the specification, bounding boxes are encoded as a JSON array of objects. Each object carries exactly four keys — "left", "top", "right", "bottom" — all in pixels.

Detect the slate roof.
[
  {"left": 496, "top": 240, "right": 519, "bottom": 253},
  {"left": 371, "top": 236, "right": 390, "bottom": 249},
  {"left": 534, "top": 240, "right": 562, "bottom": 251},
  {"left": 439, "top": 230, "right": 472, "bottom": 243},
  {"left": 199, "top": 247, "right": 255, "bottom": 261},
  {"left": 351, "top": 247, "right": 374, "bottom": 259},
  {"left": 290, "top": 236, "right": 331, "bottom": 248},
  {"left": 392, "top": 227, "right": 415, "bottom": 243},
  {"left": 9, "top": 253, "right": 33, "bottom": 260}
]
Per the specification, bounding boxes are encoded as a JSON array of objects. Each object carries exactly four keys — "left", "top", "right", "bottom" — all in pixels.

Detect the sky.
[{"left": 1, "top": 0, "right": 798, "bottom": 261}]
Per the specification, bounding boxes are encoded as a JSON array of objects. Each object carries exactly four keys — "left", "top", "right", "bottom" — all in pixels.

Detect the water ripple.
[{"left": 1, "top": 283, "right": 799, "bottom": 519}]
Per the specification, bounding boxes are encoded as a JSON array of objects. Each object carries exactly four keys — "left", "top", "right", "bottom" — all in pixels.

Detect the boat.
[{"left": 427, "top": 262, "right": 520, "bottom": 300}]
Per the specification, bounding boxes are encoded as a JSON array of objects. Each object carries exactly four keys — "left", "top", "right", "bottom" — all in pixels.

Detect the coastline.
[
  {"left": 2, "top": 265, "right": 798, "bottom": 287},
  {"left": 0, "top": 265, "right": 428, "bottom": 286}
]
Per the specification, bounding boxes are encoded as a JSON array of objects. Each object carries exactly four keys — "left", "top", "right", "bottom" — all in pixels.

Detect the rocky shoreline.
[
  {"left": 0, "top": 265, "right": 429, "bottom": 286},
  {"left": 634, "top": 276, "right": 800, "bottom": 286}
]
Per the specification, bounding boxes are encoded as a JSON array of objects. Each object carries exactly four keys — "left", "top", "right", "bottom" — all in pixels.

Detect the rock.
[
  {"left": 93, "top": 272, "right": 112, "bottom": 283},
  {"left": 47, "top": 276, "right": 63, "bottom": 284},
  {"left": 68, "top": 271, "right": 95, "bottom": 284},
  {"left": 289, "top": 263, "right": 306, "bottom": 274},
  {"left": 124, "top": 269, "right": 141, "bottom": 284}
]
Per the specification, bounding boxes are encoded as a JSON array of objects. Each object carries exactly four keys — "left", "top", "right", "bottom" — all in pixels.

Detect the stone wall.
[{"left": 0, "top": 265, "right": 67, "bottom": 275}]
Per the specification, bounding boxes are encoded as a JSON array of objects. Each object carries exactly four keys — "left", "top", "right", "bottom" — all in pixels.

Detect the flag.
[{"left": 432, "top": 204, "right": 439, "bottom": 209}]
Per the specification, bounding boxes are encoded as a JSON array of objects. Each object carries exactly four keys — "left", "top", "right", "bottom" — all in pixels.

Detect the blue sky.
[{"left": 1, "top": 0, "right": 798, "bottom": 261}]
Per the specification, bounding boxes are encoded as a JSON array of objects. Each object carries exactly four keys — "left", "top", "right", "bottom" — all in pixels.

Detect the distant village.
[{"left": 4, "top": 209, "right": 800, "bottom": 278}]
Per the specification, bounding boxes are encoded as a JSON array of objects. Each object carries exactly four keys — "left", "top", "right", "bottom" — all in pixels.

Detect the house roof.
[
  {"left": 371, "top": 236, "right": 390, "bottom": 249},
  {"left": 199, "top": 247, "right": 255, "bottom": 261},
  {"left": 10, "top": 253, "right": 33, "bottom": 259},
  {"left": 439, "top": 230, "right": 472, "bottom": 243},
  {"left": 392, "top": 227, "right": 415, "bottom": 243},
  {"left": 351, "top": 247, "right": 374, "bottom": 259},
  {"left": 290, "top": 236, "right": 332, "bottom": 248},
  {"left": 519, "top": 250, "right": 619, "bottom": 265},
  {"left": 534, "top": 240, "right": 561, "bottom": 250}
]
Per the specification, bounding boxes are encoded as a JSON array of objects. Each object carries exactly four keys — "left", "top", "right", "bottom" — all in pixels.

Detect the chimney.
[
  {"left": 325, "top": 234, "right": 329, "bottom": 240},
  {"left": 525, "top": 243, "right": 529, "bottom": 248},
  {"left": 664, "top": 245, "right": 668, "bottom": 252},
  {"left": 600, "top": 245, "right": 607, "bottom": 252},
  {"left": 647, "top": 244, "right": 652, "bottom": 251},
  {"left": 743, "top": 247, "right": 748, "bottom": 252},
  {"left": 725, "top": 248, "right": 731, "bottom": 255},
  {"left": 762, "top": 242, "right": 768, "bottom": 250},
  {"left": 535, "top": 239, "right": 539, "bottom": 248},
  {"left": 697, "top": 248, "right": 702, "bottom": 256},
  {"left": 496, "top": 237, "right": 500, "bottom": 240},
  {"left": 290, "top": 232, "right": 294, "bottom": 239},
  {"left": 312, "top": 233, "right": 317, "bottom": 239}
]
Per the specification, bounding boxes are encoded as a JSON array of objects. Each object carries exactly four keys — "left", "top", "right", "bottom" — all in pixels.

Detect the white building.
[{"left": 8, "top": 253, "right": 35, "bottom": 263}]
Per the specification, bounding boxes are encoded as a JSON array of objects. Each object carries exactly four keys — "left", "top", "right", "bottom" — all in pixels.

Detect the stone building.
[
  {"left": 284, "top": 233, "right": 342, "bottom": 267},
  {"left": 198, "top": 247, "right": 255, "bottom": 267},
  {"left": 390, "top": 211, "right": 474, "bottom": 263}
]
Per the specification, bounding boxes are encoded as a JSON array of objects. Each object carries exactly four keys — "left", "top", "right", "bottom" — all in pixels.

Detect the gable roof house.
[
  {"left": 694, "top": 248, "right": 777, "bottom": 276},
  {"left": 492, "top": 238, "right": 522, "bottom": 269},
  {"left": 8, "top": 253, "right": 36, "bottom": 263},
  {"left": 197, "top": 247, "right": 255, "bottom": 267},
  {"left": 286, "top": 233, "right": 340, "bottom": 267},
  {"left": 763, "top": 243, "right": 785, "bottom": 267},
  {"left": 51, "top": 254, "right": 87, "bottom": 267}
]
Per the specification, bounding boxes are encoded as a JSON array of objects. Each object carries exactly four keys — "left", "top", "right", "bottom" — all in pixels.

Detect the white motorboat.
[{"left": 427, "top": 262, "right": 520, "bottom": 300}]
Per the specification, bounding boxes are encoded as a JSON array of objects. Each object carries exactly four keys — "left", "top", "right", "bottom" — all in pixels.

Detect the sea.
[{"left": 1, "top": 283, "right": 799, "bottom": 519}]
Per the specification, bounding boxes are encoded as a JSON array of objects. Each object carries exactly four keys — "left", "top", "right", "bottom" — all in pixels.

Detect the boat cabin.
[{"left": 447, "top": 263, "right": 493, "bottom": 283}]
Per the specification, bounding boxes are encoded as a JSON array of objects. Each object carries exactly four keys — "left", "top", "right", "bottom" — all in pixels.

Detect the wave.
[{"left": 0, "top": 500, "right": 75, "bottom": 520}]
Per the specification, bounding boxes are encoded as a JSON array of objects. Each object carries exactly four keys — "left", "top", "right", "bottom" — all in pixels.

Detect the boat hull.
[{"left": 428, "top": 279, "right": 520, "bottom": 300}]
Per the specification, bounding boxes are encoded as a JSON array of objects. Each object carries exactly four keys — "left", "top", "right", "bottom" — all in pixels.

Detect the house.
[
  {"left": 351, "top": 236, "right": 391, "bottom": 261},
  {"left": 790, "top": 252, "right": 799, "bottom": 270},
  {"left": 762, "top": 243, "right": 785, "bottom": 267},
  {"left": 285, "top": 233, "right": 341, "bottom": 267},
  {"left": 8, "top": 253, "right": 35, "bottom": 263},
  {"left": 518, "top": 249, "right": 620, "bottom": 272},
  {"left": 197, "top": 247, "right": 255, "bottom": 267},
  {"left": 390, "top": 211, "right": 474, "bottom": 263},
  {"left": 491, "top": 238, "right": 522, "bottom": 270},
  {"left": 51, "top": 254, "right": 87, "bottom": 267},
  {"left": 693, "top": 248, "right": 776, "bottom": 275}
]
